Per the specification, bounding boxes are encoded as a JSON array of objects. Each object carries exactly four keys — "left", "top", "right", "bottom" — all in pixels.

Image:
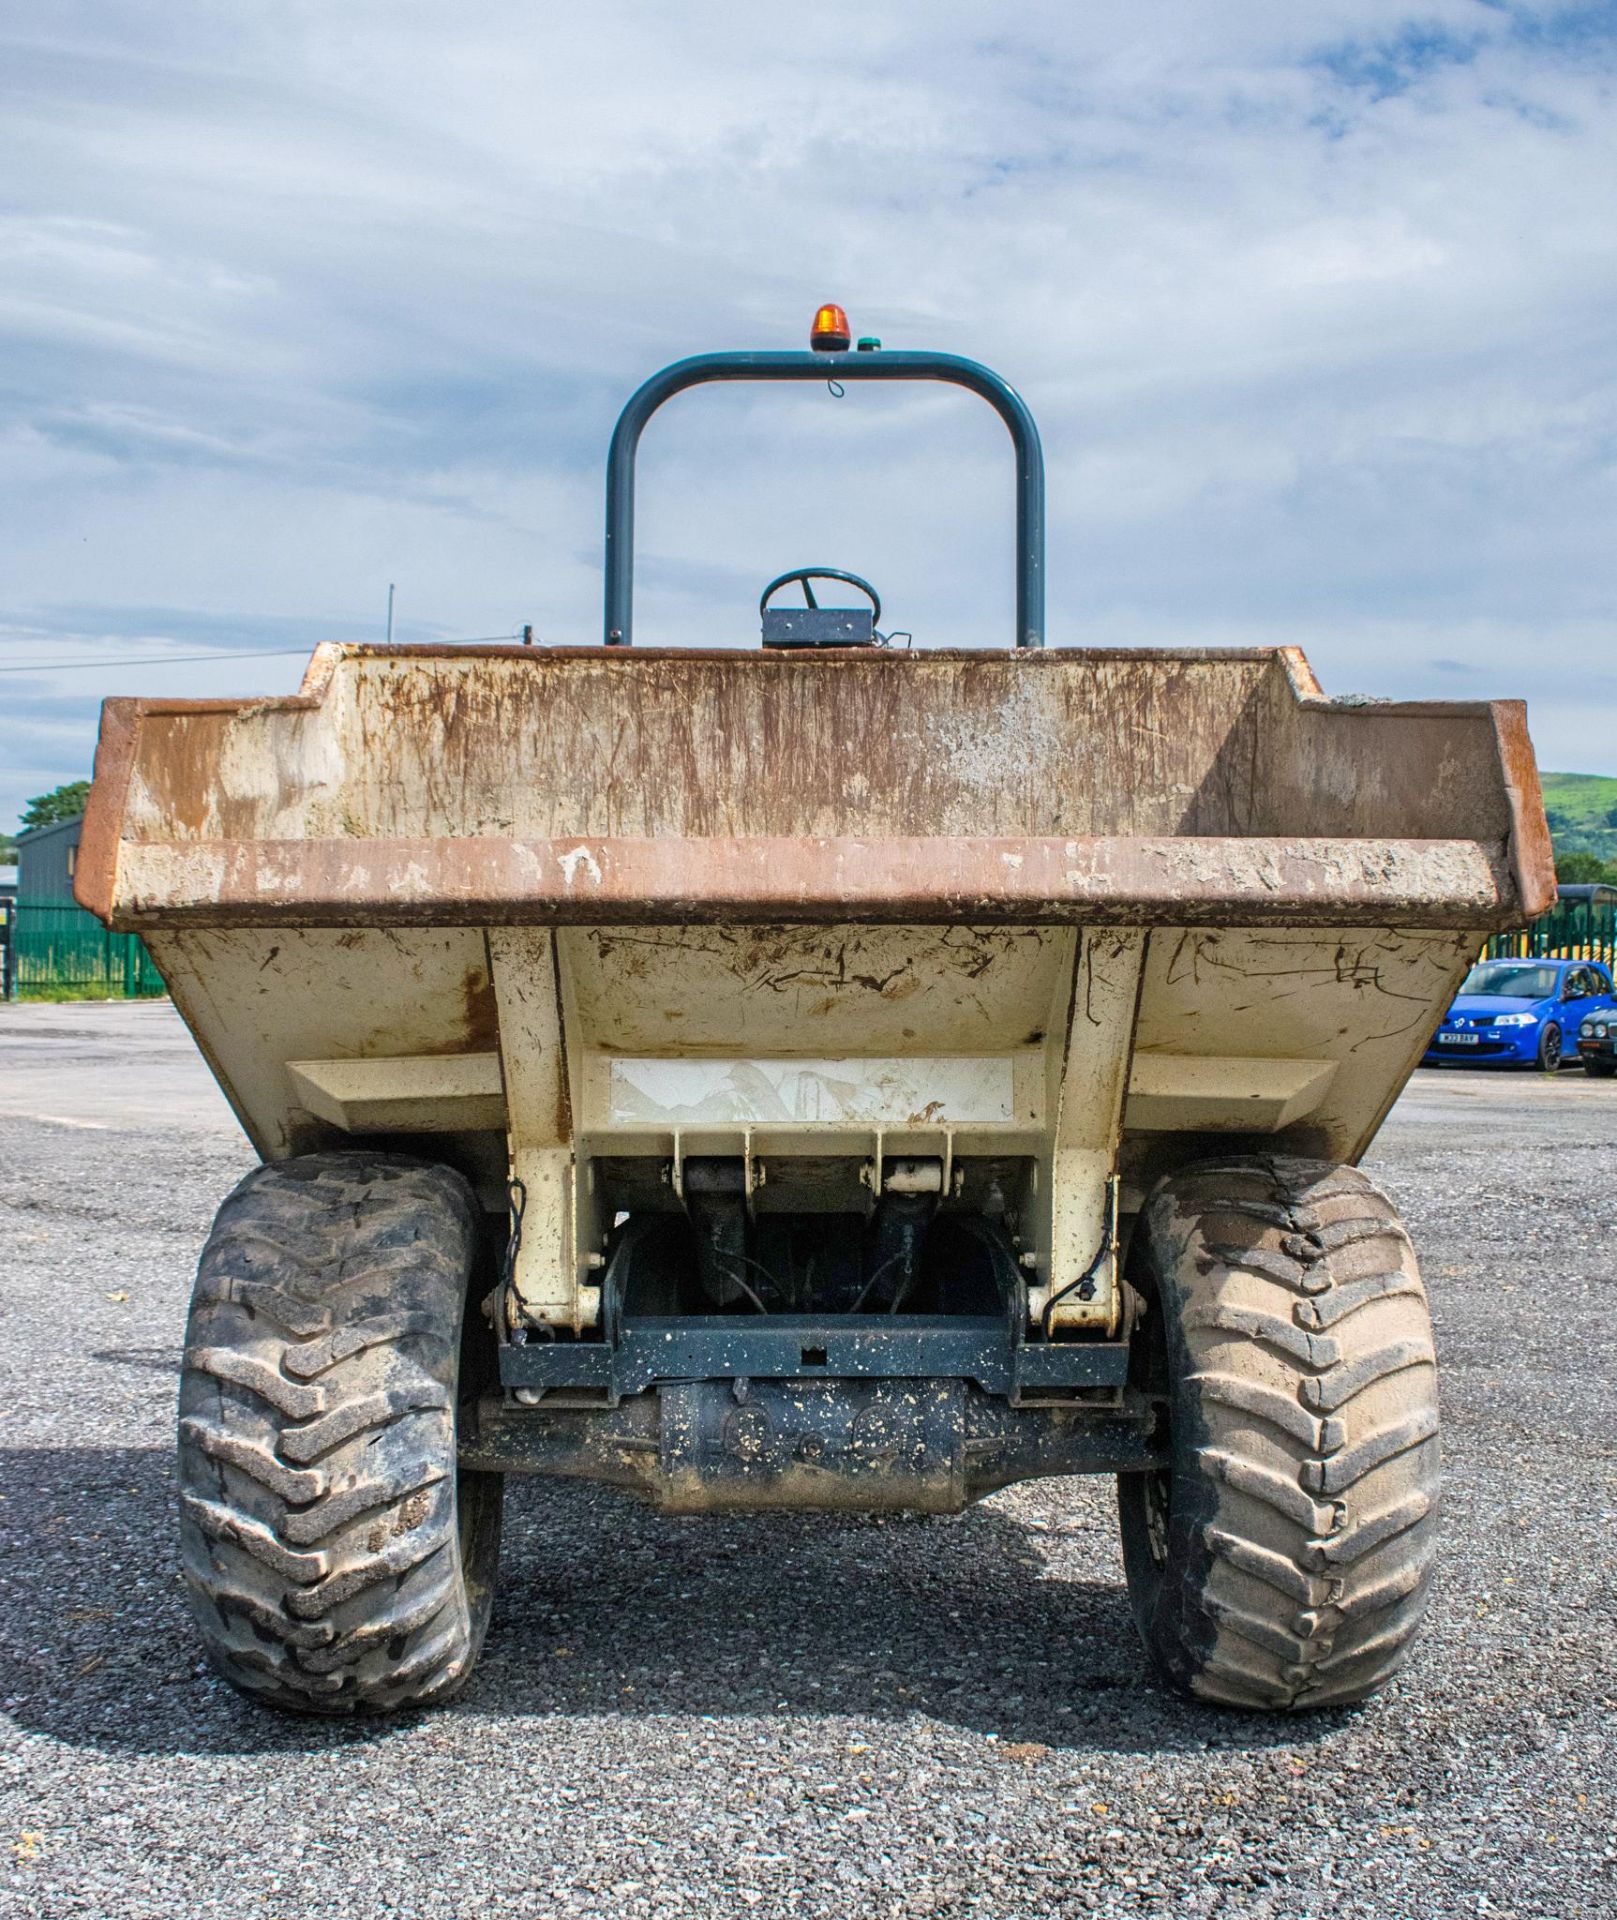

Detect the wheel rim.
[
  {"left": 1542, "top": 1025, "right": 1562, "bottom": 1070},
  {"left": 1142, "top": 1467, "right": 1172, "bottom": 1569}
]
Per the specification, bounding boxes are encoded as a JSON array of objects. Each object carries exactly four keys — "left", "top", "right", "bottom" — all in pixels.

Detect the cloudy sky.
[{"left": 2, "top": 1, "right": 1615, "bottom": 832}]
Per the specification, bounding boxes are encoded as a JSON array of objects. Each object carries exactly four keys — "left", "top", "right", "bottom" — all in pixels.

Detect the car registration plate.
[{"left": 1439, "top": 1032, "right": 1481, "bottom": 1046}]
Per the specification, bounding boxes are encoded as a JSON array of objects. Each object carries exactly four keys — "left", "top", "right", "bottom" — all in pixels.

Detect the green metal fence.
[
  {"left": 1485, "top": 891, "right": 1617, "bottom": 972},
  {"left": 8, "top": 896, "right": 166, "bottom": 997}
]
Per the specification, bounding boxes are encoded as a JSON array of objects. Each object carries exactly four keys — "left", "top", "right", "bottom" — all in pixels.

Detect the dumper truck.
[{"left": 78, "top": 309, "right": 1555, "bottom": 1716}]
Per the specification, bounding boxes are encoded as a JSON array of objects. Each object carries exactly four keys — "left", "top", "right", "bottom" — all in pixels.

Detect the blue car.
[{"left": 1424, "top": 957, "right": 1616, "bottom": 1071}]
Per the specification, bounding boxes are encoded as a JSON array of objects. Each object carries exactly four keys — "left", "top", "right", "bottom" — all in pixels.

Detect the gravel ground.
[{"left": 0, "top": 1000, "right": 1614, "bottom": 1919}]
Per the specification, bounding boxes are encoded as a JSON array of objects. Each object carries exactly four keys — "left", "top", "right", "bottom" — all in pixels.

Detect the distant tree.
[
  {"left": 0, "top": 833, "right": 16, "bottom": 863},
  {"left": 1555, "top": 850, "right": 1616, "bottom": 885},
  {"left": 19, "top": 780, "right": 91, "bottom": 831}
]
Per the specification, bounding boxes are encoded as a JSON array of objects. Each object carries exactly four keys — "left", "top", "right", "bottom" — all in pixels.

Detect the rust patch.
[
  {"left": 136, "top": 711, "right": 234, "bottom": 837},
  {"left": 461, "top": 968, "right": 499, "bottom": 1050},
  {"left": 1490, "top": 698, "right": 1557, "bottom": 920},
  {"left": 74, "top": 699, "right": 140, "bottom": 922}
]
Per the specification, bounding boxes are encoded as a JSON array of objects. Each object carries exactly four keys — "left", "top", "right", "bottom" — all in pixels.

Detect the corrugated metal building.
[
  {"left": 9, "top": 814, "right": 165, "bottom": 997},
  {"left": 16, "top": 813, "right": 83, "bottom": 896}
]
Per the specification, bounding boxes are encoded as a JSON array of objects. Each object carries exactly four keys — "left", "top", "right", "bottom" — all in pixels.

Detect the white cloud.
[{"left": 1, "top": 0, "right": 1614, "bottom": 831}]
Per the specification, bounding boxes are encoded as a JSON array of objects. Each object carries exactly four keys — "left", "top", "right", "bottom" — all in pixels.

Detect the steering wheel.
[{"left": 759, "top": 567, "right": 881, "bottom": 628}]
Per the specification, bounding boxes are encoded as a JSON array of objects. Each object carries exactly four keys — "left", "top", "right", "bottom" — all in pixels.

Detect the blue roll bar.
[{"left": 603, "top": 349, "right": 1045, "bottom": 648}]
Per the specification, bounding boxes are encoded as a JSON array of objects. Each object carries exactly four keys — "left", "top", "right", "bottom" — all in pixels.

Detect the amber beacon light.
[{"left": 809, "top": 303, "right": 851, "bottom": 352}]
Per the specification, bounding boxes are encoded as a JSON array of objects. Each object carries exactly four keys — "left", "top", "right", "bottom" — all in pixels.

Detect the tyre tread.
[
  {"left": 177, "top": 1151, "right": 500, "bottom": 1715},
  {"left": 1119, "top": 1153, "right": 1440, "bottom": 1712}
]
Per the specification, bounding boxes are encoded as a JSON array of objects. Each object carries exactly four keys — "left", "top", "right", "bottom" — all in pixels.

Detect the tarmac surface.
[{"left": 0, "top": 999, "right": 1613, "bottom": 1918}]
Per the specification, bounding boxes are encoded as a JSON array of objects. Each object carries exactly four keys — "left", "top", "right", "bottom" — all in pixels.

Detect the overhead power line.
[
  {"left": 0, "top": 636, "right": 525, "bottom": 676},
  {"left": 0, "top": 646, "right": 315, "bottom": 676}
]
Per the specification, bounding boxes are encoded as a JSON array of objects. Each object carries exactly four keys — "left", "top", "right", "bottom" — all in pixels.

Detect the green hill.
[{"left": 1541, "top": 772, "right": 1617, "bottom": 875}]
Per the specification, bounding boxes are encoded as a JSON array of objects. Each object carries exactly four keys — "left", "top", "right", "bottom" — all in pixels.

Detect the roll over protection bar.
[{"left": 603, "top": 349, "right": 1046, "bottom": 649}]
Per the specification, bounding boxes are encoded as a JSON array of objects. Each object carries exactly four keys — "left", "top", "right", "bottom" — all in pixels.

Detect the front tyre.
[
  {"left": 178, "top": 1153, "right": 503, "bottom": 1714},
  {"left": 1537, "top": 1023, "right": 1563, "bottom": 1072},
  {"left": 1118, "top": 1156, "right": 1440, "bottom": 1711}
]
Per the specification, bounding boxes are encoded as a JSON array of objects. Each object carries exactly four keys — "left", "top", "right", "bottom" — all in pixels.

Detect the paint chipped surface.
[
  {"left": 607, "top": 1055, "right": 1016, "bottom": 1126},
  {"left": 80, "top": 644, "right": 1550, "bottom": 932},
  {"left": 558, "top": 844, "right": 603, "bottom": 889}
]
